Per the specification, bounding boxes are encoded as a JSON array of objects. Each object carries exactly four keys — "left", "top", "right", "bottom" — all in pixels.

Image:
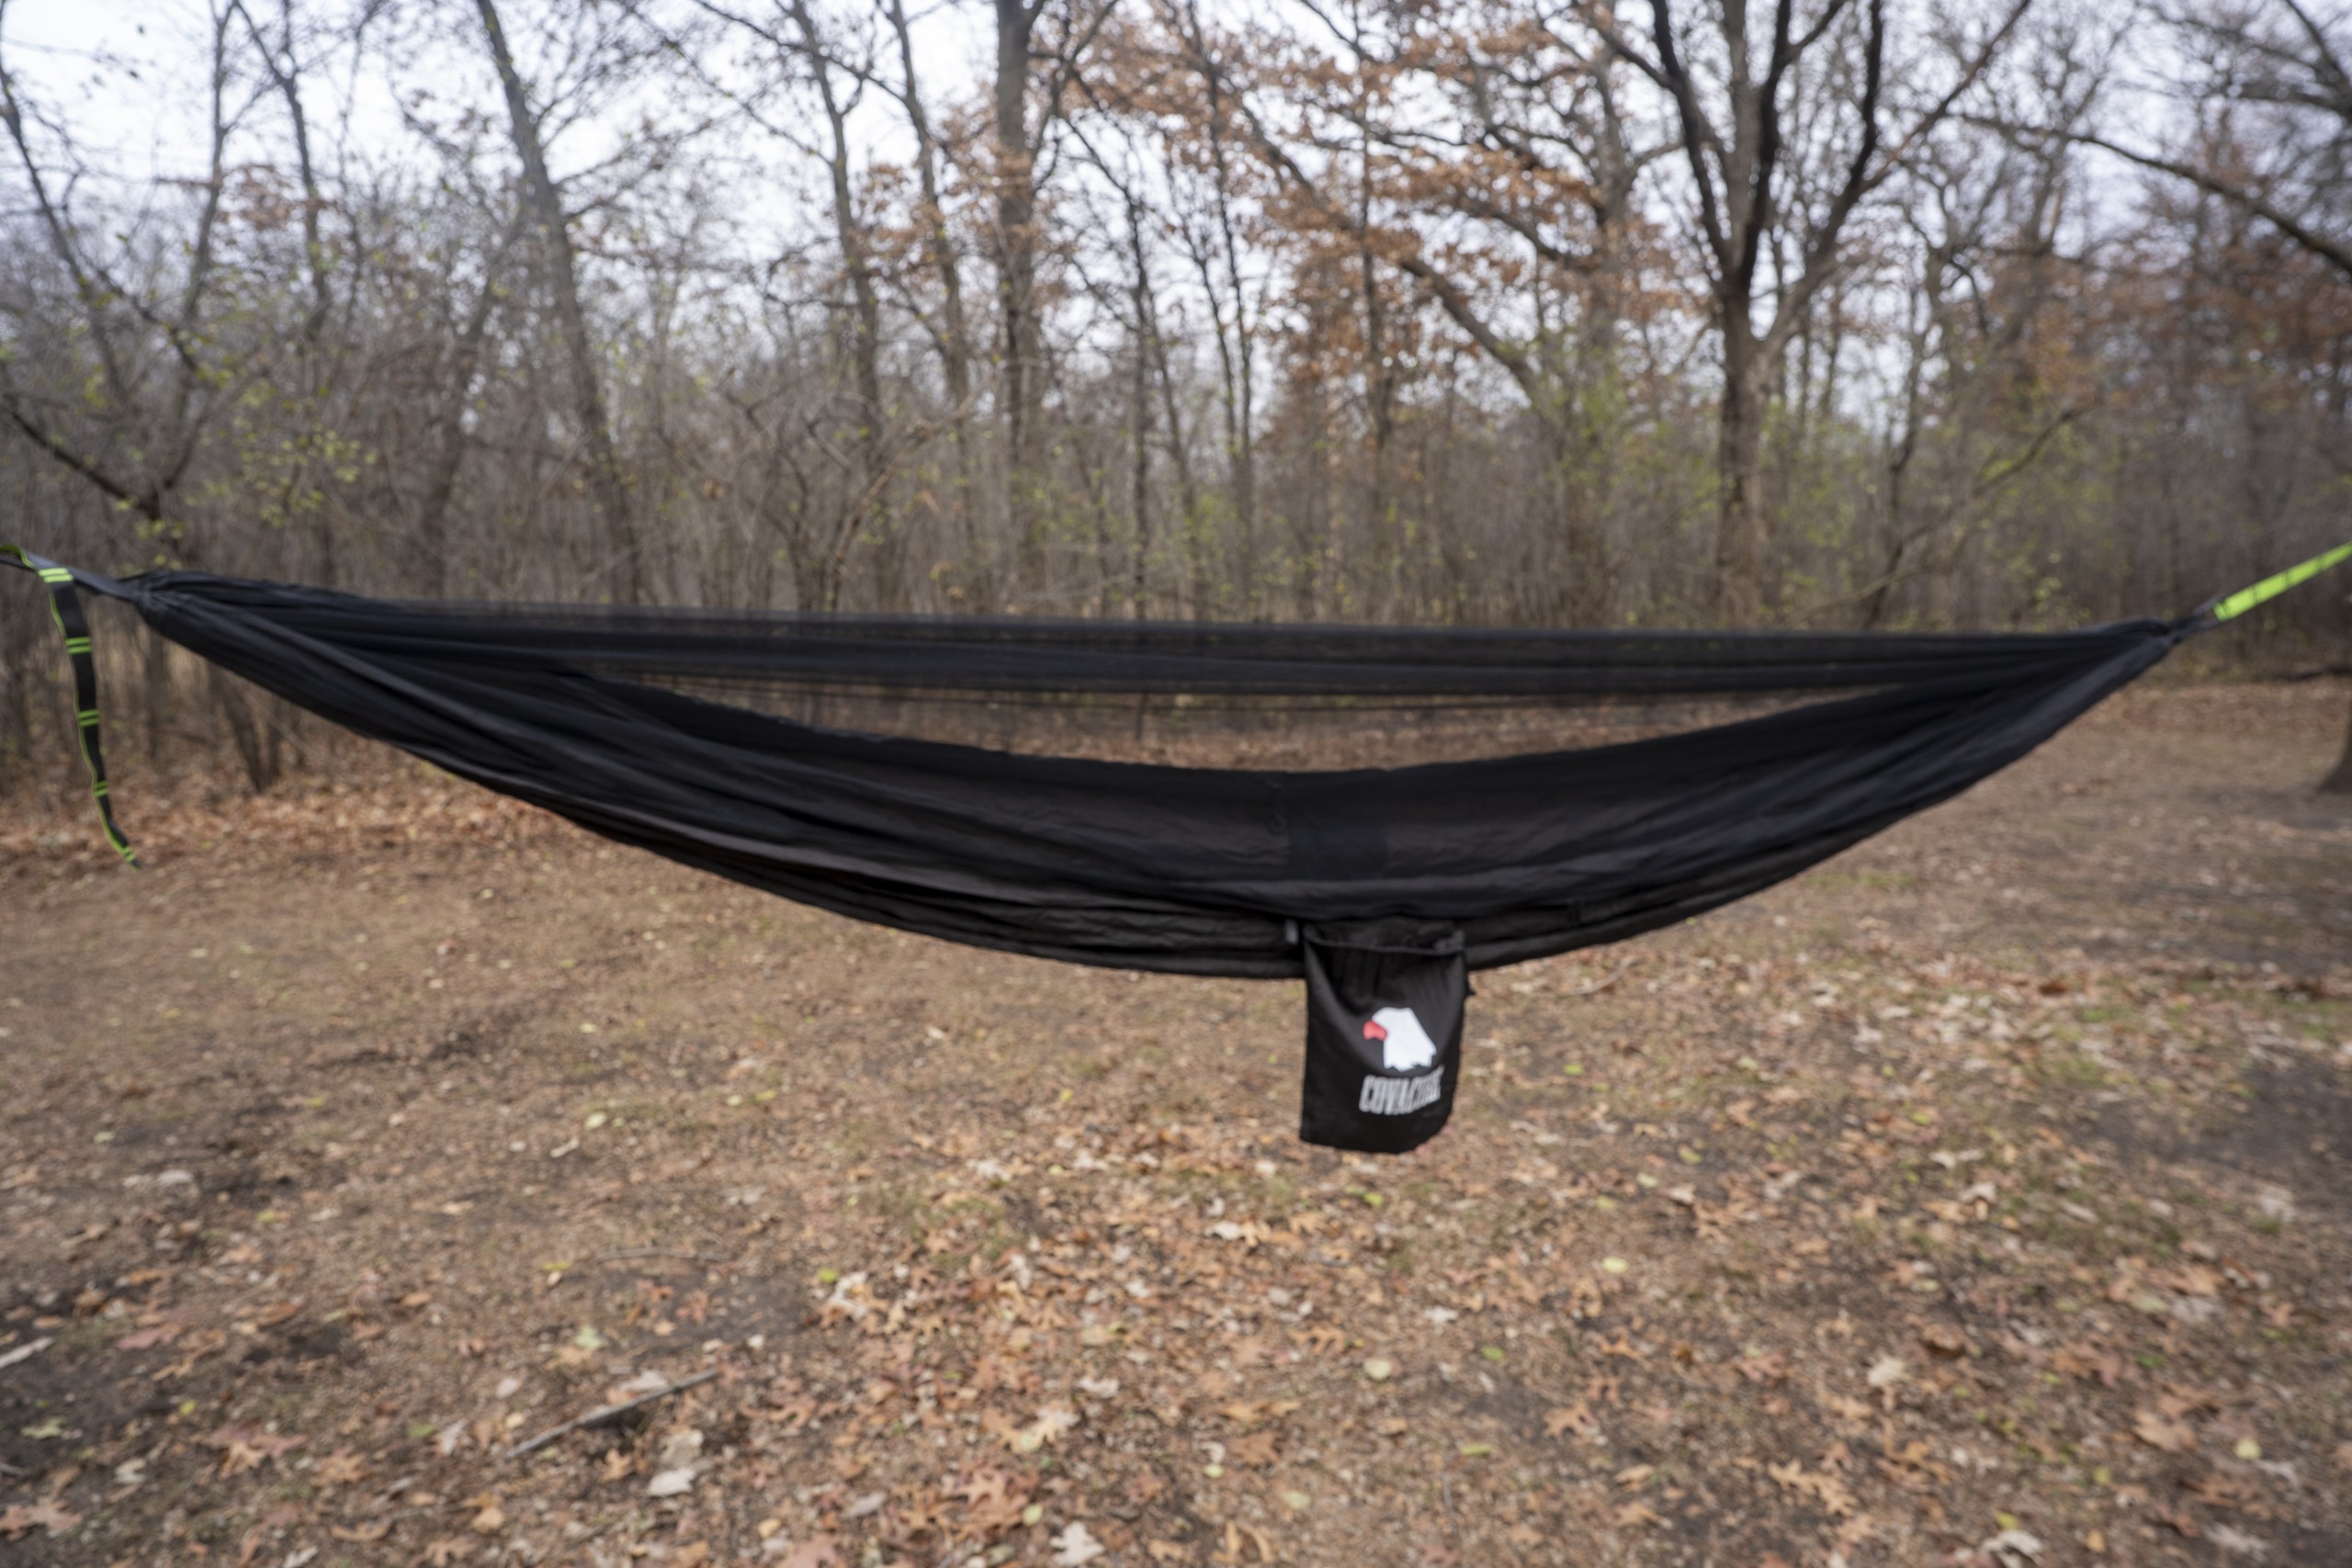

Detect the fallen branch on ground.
[
  {"left": 504, "top": 1369, "right": 719, "bottom": 1459},
  {"left": 1568, "top": 963, "right": 1630, "bottom": 997}
]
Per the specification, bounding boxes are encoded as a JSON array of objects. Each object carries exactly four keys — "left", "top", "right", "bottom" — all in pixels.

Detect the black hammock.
[{"left": 9, "top": 543, "right": 2346, "bottom": 1152}]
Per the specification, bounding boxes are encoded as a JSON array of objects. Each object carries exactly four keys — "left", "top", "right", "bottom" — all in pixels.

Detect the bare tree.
[
  {"left": 1161, "top": 0, "right": 1263, "bottom": 609},
  {"left": 1173, "top": 0, "right": 1657, "bottom": 620},
  {"left": 0, "top": 0, "right": 300, "bottom": 788},
  {"left": 414, "top": 211, "right": 526, "bottom": 596},
  {"left": 477, "top": 0, "right": 642, "bottom": 601},
  {"left": 883, "top": 0, "right": 978, "bottom": 574},
  {"left": 0, "top": 0, "right": 243, "bottom": 538},
  {"left": 990, "top": 0, "right": 1118, "bottom": 592},
  {"left": 2070, "top": 0, "right": 2352, "bottom": 789},
  {"left": 1597, "top": 0, "right": 2030, "bottom": 620}
]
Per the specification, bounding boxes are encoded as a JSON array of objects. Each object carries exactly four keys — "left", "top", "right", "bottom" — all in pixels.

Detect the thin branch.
[
  {"left": 504, "top": 1369, "right": 719, "bottom": 1459},
  {"left": 2060, "top": 126, "right": 2352, "bottom": 283},
  {"left": 0, "top": 385, "right": 159, "bottom": 521},
  {"left": 1645, "top": 0, "right": 1733, "bottom": 279},
  {"left": 1237, "top": 92, "right": 1546, "bottom": 404}
]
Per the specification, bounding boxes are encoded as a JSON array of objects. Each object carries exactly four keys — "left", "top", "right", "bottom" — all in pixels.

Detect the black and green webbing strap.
[
  {"left": 2, "top": 545, "right": 137, "bottom": 867},
  {"left": 2195, "top": 540, "right": 2352, "bottom": 626}
]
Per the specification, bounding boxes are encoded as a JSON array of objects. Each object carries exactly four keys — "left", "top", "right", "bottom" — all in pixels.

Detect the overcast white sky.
[{"left": 0, "top": 0, "right": 997, "bottom": 182}]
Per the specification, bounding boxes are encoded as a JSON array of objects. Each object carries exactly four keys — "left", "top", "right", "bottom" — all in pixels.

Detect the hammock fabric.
[{"left": 7, "top": 544, "right": 2346, "bottom": 1151}]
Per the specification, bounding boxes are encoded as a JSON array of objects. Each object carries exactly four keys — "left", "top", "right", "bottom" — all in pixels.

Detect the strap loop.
[{"left": 3, "top": 545, "right": 138, "bottom": 866}]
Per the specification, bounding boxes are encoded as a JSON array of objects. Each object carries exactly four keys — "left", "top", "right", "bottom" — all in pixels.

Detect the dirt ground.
[{"left": 4, "top": 680, "right": 2351, "bottom": 1568}]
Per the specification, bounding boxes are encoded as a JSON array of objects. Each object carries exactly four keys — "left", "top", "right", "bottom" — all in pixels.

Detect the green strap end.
[{"left": 2209, "top": 542, "right": 2352, "bottom": 623}]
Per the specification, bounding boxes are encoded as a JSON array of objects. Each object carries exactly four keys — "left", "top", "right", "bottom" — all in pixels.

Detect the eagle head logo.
[{"left": 1362, "top": 1006, "right": 1438, "bottom": 1073}]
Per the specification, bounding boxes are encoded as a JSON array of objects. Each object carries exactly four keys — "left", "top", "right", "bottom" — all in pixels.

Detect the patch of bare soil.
[{"left": 4, "top": 681, "right": 2350, "bottom": 1568}]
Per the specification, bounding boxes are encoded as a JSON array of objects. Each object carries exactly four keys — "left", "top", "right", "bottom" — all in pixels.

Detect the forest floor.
[{"left": 4, "top": 680, "right": 2352, "bottom": 1568}]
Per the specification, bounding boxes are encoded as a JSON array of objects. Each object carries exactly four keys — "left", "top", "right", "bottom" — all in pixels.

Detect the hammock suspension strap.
[
  {"left": 3, "top": 546, "right": 138, "bottom": 867},
  {"left": 2199, "top": 540, "right": 2352, "bottom": 625}
]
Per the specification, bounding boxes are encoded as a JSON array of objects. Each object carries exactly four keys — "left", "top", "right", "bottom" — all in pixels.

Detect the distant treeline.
[{"left": 3, "top": 0, "right": 2348, "bottom": 794}]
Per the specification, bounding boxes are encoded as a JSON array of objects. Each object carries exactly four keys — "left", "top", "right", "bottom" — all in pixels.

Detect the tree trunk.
[
  {"left": 1551, "top": 410, "right": 1609, "bottom": 626},
  {"left": 994, "top": 0, "right": 1045, "bottom": 584},
  {"left": 1715, "top": 315, "right": 1770, "bottom": 624},
  {"left": 1126, "top": 198, "right": 1154, "bottom": 619},
  {"left": 1190, "top": 29, "right": 1258, "bottom": 608},
  {"left": 1544, "top": 238, "right": 1622, "bottom": 628},
  {"left": 1152, "top": 324, "right": 1197, "bottom": 614},
  {"left": 476, "top": 0, "right": 639, "bottom": 602},
  {"left": 797, "top": 0, "right": 888, "bottom": 611},
  {"left": 2324, "top": 702, "right": 2352, "bottom": 794},
  {"left": 416, "top": 259, "right": 503, "bottom": 598},
  {"left": 1360, "top": 238, "right": 1396, "bottom": 617},
  {"left": 141, "top": 621, "right": 172, "bottom": 769},
  {"left": 209, "top": 665, "right": 282, "bottom": 795},
  {"left": 888, "top": 0, "right": 978, "bottom": 599}
]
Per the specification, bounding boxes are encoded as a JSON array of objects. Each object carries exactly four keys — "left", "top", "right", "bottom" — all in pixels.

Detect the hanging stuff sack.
[{"left": 1300, "top": 919, "right": 1468, "bottom": 1154}]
